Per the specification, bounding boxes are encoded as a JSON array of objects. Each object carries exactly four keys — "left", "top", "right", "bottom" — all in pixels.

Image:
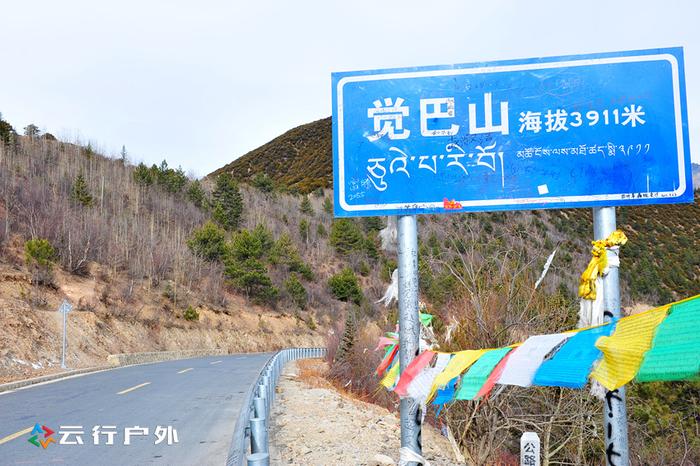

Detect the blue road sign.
[
  {"left": 332, "top": 47, "right": 693, "bottom": 217},
  {"left": 59, "top": 299, "right": 72, "bottom": 314}
]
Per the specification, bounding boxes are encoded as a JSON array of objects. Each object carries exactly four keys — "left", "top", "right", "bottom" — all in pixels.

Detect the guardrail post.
[
  {"left": 250, "top": 417, "right": 268, "bottom": 454},
  {"left": 247, "top": 452, "right": 270, "bottom": 466},
  {"left": 271, "top": 366, "right": 277, "bottom": 402},
  {"left": 254, "top": 396, "right": 267, "bottom": 425},
  {"left": 261, "top": 375, "right": 269, "bottom": 402}
]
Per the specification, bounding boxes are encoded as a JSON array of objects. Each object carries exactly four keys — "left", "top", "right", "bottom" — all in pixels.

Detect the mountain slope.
[
  {"left": 210, "top": 117, "right": 332, "bottom": 193},
  {"left": 210, "top": 118, "right": 699, "bottom": 304},
  {"left": 214, "top": 118, "right": 699, "bottom": 195}
]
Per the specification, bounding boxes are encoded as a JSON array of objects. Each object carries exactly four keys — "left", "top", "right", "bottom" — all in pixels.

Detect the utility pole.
[
  {"left": 592, "top": 207, "right": 629, "bottom": 466},
  {"left": 397, "top": 215, "right": 422, "bottom": 465}
]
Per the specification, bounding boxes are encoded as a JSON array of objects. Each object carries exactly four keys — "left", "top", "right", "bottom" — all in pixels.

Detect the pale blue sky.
[{"left": 0, "top": 0, "right": 698, "bottom": 176}]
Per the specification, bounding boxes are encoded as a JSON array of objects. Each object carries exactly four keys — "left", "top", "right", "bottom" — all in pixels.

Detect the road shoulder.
[{"left": 269, "top": 360, "right": 457, "bottom": 465}]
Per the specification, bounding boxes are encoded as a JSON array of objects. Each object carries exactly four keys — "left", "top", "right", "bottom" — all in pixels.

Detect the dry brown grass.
[{"left": 295, "top": 359, "right": 332, "bottom": 389}]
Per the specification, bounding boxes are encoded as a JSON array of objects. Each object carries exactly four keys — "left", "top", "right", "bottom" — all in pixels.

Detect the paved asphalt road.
[{"left": 0, "top": 354, "right": 271, "bottom": 465}]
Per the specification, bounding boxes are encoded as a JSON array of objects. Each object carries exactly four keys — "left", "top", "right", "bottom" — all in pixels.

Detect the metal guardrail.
[{"left": 226, "top": 347, "right": 326, "bottom": 466}]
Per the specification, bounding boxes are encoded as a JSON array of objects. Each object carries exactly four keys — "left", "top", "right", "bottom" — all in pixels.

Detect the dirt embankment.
[{"left": 0, "top": 263, "right": 324, "bottom": 384}]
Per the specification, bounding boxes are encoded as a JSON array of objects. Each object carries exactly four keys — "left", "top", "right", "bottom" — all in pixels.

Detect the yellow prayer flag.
[
  {"left": 381, "top": 361, "right": 401, "bottom": 389},
  {"left": 427, "top": 350, "right": 487, "bottom": 401},
  {"left": 591, "top": 305, "right": 670, "bottom": 390}
]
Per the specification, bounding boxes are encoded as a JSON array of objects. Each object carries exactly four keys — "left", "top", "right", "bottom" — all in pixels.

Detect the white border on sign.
[{"left": 336, "top": 54, "right": 686, "bottom": 212}]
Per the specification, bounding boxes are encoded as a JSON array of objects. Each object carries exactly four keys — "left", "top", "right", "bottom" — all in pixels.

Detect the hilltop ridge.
[{"left": 209, "top": 117, "right": 332, "bottom": 193}]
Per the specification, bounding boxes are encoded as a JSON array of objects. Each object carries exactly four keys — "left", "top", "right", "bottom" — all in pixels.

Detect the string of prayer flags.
[
  {"left": 376, "top": 295, "right": 699, "bottom": 406},
  {"left": 393, "top": 351, "right": 435, "bottom": 397},
  {"left": 432, "top": 377, "right": 459, "bottom": 406},
  {"left": 381, "top": 361, "right": 401, "bottom": 390},
  {"left": 455, "top": 347, "right": 512, "bottom": 400},
  {"left": 497, "top": 334, "right": 570, "bottom": 387},
  {"left": 427, "top": 349, "right": 487, "bottom": 401},
  {"left": 376, "top": 335, "right": 398, "bottom": 351},
  {"left": 474, "top": 350, "right": 515, "bottom": 400},
  {"left": 636, "top": 297, "right": 700, "bottom": 383},
  {"left": 533, "top": 322, "right": 616, "bottom": 389},
  {"left": 406, "top": 353, "right": 451, "bottom": 405},
  {"left": 591, "top": 304, "right": 670, "bottom": 390},
  {"left": 376, "top": 344, "right": 398, "bottom": 377}
]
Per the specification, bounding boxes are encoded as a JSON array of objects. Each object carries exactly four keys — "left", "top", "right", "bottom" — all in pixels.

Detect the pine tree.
[
  {"left": 330, "top": 219, "right": 364, "bottom": 255},
  {"left": 212, "top": 173, "right": 243, "bottom": 231},
  {"left": 284, "top": 273, "right": 308, "bottom": 309},
  {"left": 300, "top": 196, "right": 313, "bottom": 215},
  {"left": 229, "top": 225, "right": 273, "bottom": 261},
  {"left": 335, "top": 310, "right": 357, "bottom": 361},
  {"left": 0, "top": 117, "right": 16, "bottom": 145},
  {"left": 362, "top": 216, "right": 383, "bottom": 232},
  {"left": 186, "top": 180, "right": 208, "bottom": 210},
  {"left": 84, "top": 142, "right": 95, "bottom": 158},
  {"left": 328, "top": 268, "right": 363, "bottom": 304},
  {"left": 25, "top": 238, "right": 56, "bottom": 285},
  {"left": 71, "top": 173, "right": 94, "bottom": 207},
  {"left": 322, "top": 197, "right": 333, "bottom": 214},
  {"left": 299, "top": 219, "right": 309, "bottom": 242},
  {"left": 224, "top": 257, "right": 278, "bottom": 305},
  {"left": 187, "top": 221, "right": 227, "bottom": 261},
  {"left": 23, "top": 124, "right": 40, "bottom": 138},
  {"left": 252, "top": 173, "right": 274, "bottom": 193},
  {"left": 133, "top": 163, "right": 154, "bottom": 186}
]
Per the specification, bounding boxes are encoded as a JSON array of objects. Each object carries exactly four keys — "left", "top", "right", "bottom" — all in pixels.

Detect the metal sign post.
[
  {"left": 592, "top": 207, "right": 629, "bottom": 466},
  {"left": 59, "top": 300, "right": 72, "bottom": 369},
  {"left": 397, "top": 215, "right": 422, "bottom": 464}
]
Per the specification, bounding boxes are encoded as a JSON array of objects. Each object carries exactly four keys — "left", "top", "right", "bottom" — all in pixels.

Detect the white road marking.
[
  {"left": 117, "top": 382, "right": 151, "bottom": 395},
  {"left": 209, "top": 361, "right": 222, "bottom": 365},
  {"left": 0, "top": 427, "right": 32, "bottom": 445},
  {"left": 177, "top": 368, "right": 194, "bottom": 374}
]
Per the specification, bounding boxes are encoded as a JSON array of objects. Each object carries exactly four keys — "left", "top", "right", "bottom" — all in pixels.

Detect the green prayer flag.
[
  {"left": 455, "top": 347, "right": 511, "bottom": 400},
  {"left": 637, "top": 296, "right": 700, "bottom": 382},
  {"left": 419, "top": 312, "right": 434, "bottom": 327}
]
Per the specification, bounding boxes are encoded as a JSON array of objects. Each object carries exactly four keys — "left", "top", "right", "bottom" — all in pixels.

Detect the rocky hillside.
[{"left": 0, "top": 120, "right": 342, "bottom": 382}]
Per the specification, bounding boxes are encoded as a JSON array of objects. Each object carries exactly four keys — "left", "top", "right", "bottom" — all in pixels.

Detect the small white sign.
[
  {"left": 520, "top": 431, "right": 540, "bottom": 466},
  {"left": 59, "top": 300, "right": 73, "bottom": 314}
]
